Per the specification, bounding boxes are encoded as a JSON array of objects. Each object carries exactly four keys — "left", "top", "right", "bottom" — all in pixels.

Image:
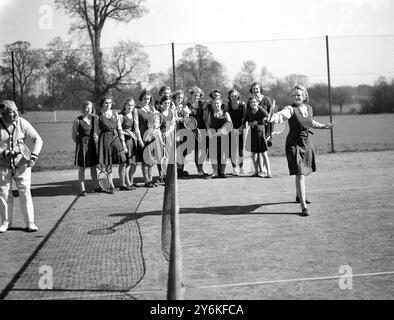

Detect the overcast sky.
[{"left": 0, "top": 0, "right": 393, "bottom": 86}]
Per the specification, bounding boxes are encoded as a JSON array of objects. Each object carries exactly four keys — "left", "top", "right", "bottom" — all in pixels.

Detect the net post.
[
  {"left": 172, "top": 43, "right": 176, "bottom": 91},
  {"left": 165, "top": 127, "right": 184, "bottom": 300},
  {"left": 325, "top": 35, "right": 335, "bottom": 153}
]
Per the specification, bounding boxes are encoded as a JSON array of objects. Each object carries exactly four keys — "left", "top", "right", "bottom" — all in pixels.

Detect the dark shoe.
[
  {"left": 144, "top": 182, "right": 155, "bottom": 188},
  {"left": 203, "top": 173, "right": 213, "bottom": 179},
  {"left": 129, "top": 185, "right": 137, "bottom": 190},
  {"left": 219, "top": 174, "right": 226, "bottom": 178},
  {"left": 251, "top": 172, "right": 259, "bottom": 177},
  {"left": 182, "top": 170, "right": 189, "bottom": 176},
  {"left": 300, "top": 208, "right": 309, "bottom": 217},
  {"left": 296, "top": 197, "right": 311, "bottom": 204},
  {"left": 80, "top": 191, "right": 87, "bottom": 196},
  {"left": 95, "top": 187, "right": 105, "bottom": 193},
  {"left": 120, "top": 186, "right": 130, "bottom": 191}
]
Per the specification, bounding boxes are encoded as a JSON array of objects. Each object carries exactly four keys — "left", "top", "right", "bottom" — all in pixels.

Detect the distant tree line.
[
  {"left": 0, "top": 41, "right": 392, "bottom": 115},
  {"left": 1, "top": 0, "right": 392, "bottom": 115}
]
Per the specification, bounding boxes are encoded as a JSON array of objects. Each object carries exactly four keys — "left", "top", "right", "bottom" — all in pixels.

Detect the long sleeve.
[
  {"left": 115, "top": 112, "right": 125, "bottom": 144},
  {"left": 133, "top": 109, "right": 143, "bottom": 142},
  {"left": 71, "top": 118, "right": 79, "bottom": 143},
  {"left": 270, "top": 105, "right": 293, "bottom": 124},
  {"left": 21, "top": 118, "right": 43, "bottom": 157}
]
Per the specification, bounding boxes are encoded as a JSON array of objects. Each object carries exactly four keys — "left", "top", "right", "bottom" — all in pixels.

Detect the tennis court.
[{"left": 1, "top": 150, "right": 393, "bottom": 300}]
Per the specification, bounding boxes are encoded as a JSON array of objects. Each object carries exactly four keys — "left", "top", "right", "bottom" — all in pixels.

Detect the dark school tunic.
[
  {"left": 119, "top": 112, "right": 137, "bottom": 164},
  {"left": 285, "top": 104, "right": 316, "bottom": 176},
  {"left": 187, "top": 101, "right": 206, "bottom": 155},
  {"left": 209, "top": 111, "right": 230, "bottom": 163},
  {"left": 97, "top": 111, "right": 127, "bottom": 165},
  {"left": 136, "top": 108, "right": 163, "bottom": 164},
  {"left": 74, "top": 115, "right": 98, "bottom": 167},
  {"left": 227, "top": 102, "right": 246, "bottom": 156},
  {"left": 244, "top": 107, "right": 269, "bottom": 153}
]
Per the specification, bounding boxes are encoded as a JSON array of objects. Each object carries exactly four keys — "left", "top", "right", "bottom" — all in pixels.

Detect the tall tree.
[
  {"left": 55, "top": 0, "right": 148, "bottom": 102},
  {"left": 175, "top": 44, "right": 229, "bottom": 95},
  {"left": 234, "top": 60, "right": 258, "bottom": 89},
  {"left": 2, "top": 41, "right": 44, "bottom": 113}
]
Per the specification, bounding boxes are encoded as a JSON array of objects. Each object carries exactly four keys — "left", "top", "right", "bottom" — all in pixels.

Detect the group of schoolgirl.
[{"left": 71, "top": 82, "right": 276, "bottom": 195}]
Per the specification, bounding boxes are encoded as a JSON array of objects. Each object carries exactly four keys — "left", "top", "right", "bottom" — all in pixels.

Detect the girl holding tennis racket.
[
  {"left": 243, "top": 96, "right": 272, "bottom": 178},
  {"left": 71, "top": 101, "right": 100, "bottom": 196},
  {"left": 250, "top": 82, "right": 274, "bottom": 175},
  {"left": 96, "top": 94, "right": 128, "bottom": 194},
  {"left": 136, "top": 89, "right": 161, "bottom": 188},
  {"left": 225, "top": 89, "right": 247, "bottom": 176},
  {"left": 206, "top": 97, "right": 233, "bottom": 178},
  {"left": 172, "top": 90, "right": 191, "bottom": 178},
  {"left": 267, "top": 85, "right": 334, "bottom": 216},
  {"left": 118, "top": 97, "right": 142, "bottom": 190},
  {"left": 186, "top": 86, "right": 210, "bottom": 177}
]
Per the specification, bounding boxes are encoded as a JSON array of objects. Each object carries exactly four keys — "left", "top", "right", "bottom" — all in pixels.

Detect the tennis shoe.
[
  {"left": 0, "top": 221, "right": 9, "bottom": 233},
  {"left": 239, "top": 168, "right": 245, "bottom": 175},
  {"left": 300, "top": 208, "right": 309, "bottom": 217},
  {"left": 232, "top": 168, "right": 239, "bottom": 176},
  {"left": 27, "top": 222, "right": 38, "bottom": 232}
]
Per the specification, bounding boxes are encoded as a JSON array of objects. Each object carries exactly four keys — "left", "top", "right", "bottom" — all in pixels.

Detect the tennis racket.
[
  {"left": 183, "top": 116, "right": 198, "bottom": 131},
  {"left": 97, "top": 164, "right": 111, "bottom": 191},
  {"left": 183, "top": 116, "right": 202, "bottom": 143},
  {"left": 160, "top": 139, "right": 169, "bottom": 174},
  {"left": 266, "top": 99, "right": 286, "bottom": 141},
  {"left": 145, "top": 113, "right": 163, "bottom": 142},
  {"left": 16, "top": 141, "right": 32, "bottom": 160},
  {"left": 268, "top": 99, "right": 276, "bottom": 122},
  {"left": 218, "top": 121, "right": 233, "bottom": 135}
]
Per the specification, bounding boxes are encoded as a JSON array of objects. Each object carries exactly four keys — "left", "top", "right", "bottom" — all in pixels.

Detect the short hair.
[
  {"left": 139, "top": 89, "right": 152, "bottom": 102},
  {"left": 81, "top": 100, "right": 92, "bottom": 108},
  {"left": 0, "top": 100, "right": 17, "bottom": 112},
  {"left": 249, "top": 82, "right": 263, "bottom": 94},
  {"left": 120, "top": 97, "right": 135, "bottom": 114},
  {"left": 209, "top": 89, "right": 222, "bottom": 100},
  {"left": 160, "top": 96, "right": 172, "bottom": 104},
  {"left": 99, "top": 94, "right": 112, "bottom": 107},
  {"left": 189, "top": 86, "right": 204, "bottom": 98},
  {"left": 227, "top": 89, "right": 240, "bottom": 101},
  {"left": 159, "top": 85, "right": 172, "bottom": 96},
  {"left": 212, "top": 97, "right": 223, "bottom": 105},
  {"left": 293, "top": 85, "right": 309, "bottom": 102},
  {"left": 172, "top": 89, "right": 184, "bottom": 100}
]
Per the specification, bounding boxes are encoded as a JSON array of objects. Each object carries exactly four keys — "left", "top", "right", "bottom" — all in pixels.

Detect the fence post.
[
  {"left": 11, "top": 51, "right": 17, "bottom": 104},
  {"left": 325, "top": 35, "right": 335, "bottom": 153},
  {"left": 171, "top": 43, "right": 176, "bottom": 91}
]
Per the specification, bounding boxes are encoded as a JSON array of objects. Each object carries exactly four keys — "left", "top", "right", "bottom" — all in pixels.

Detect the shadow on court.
[
  {"left": 11, "top": 177, "right": 149, "bottom": 197},
  {"left": 1, "top": 189, "right": 149, "bottom": 300},
  {"left": 136, "top": 202, "right": 300, "bottom": 217}
]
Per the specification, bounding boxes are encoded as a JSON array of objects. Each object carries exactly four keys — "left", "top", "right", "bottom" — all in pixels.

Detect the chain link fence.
[{"left": 0, "top": 35, "right": 393, "bottom": 170}]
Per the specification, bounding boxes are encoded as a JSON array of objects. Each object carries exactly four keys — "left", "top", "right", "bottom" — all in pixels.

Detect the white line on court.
[
  {"left": 194, "top": 270, "right": 394, "bottom": 289},
  {"left": 308, "top": 184, "right": 394, "bottom": 193},
  {"left": 19, "top": 270, "right": 394, "bottom": 299}
]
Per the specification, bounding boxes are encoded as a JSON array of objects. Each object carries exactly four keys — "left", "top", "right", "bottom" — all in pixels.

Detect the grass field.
[{"left": 24, "top": 112, "right": 394, "bottom": 171}]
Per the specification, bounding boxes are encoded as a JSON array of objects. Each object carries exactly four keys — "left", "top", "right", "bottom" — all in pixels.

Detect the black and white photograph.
[{"left": 0, "top": 0, "right": 393, "bottom": 309}]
